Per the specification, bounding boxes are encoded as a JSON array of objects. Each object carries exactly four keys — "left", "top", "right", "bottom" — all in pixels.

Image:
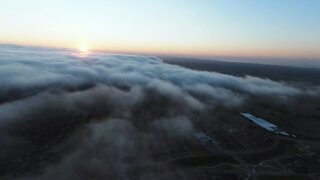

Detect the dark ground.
[{"left": 161, "top": 56, "right": 320, "bottom": 85}]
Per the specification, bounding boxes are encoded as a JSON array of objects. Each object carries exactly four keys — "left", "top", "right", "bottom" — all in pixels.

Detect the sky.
[{"left": 0, "top": 0, "right": 320, "bottom": 60}]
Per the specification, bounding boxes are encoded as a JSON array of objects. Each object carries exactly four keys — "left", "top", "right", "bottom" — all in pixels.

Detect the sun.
[
  {"left": 79, "top": 44, "right": 89, "bottom": 53},
  {"left": 74, "top": 44, "right": 91, "bottom": 57}
]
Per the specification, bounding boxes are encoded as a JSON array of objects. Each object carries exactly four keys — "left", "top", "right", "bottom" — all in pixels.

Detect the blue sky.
[{"left": 0, "top": 0, "right": 319, "bottom": 60}]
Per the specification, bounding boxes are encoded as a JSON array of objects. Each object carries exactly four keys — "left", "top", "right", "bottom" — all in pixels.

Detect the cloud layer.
[{"left": 0, "top": 45, "right": 317, "bottom": 179}]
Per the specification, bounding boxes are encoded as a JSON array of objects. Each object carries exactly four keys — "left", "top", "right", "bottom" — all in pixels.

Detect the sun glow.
[
  {"left": 79, "top": 44, "right": 89, "bottom": 53},
  {"left": 73, "top": 44, "right": 91, "bottom": 57}
]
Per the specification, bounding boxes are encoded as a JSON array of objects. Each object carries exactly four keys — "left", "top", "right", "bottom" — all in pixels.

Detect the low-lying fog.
[{"left": 0, "top": 44, "right": 319, "bottom": 179}]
